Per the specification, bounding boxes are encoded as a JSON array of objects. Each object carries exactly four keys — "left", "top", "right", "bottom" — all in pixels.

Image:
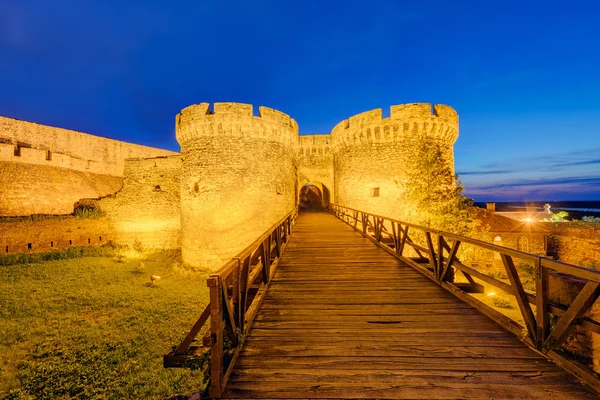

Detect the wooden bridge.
[{"left": 165, "top": 206, "right": 600, "bottom": 399}]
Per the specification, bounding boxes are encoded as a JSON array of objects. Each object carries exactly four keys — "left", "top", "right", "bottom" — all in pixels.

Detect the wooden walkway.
[{"left": 223, "top": 212, "right": 596, "bottom": 399}]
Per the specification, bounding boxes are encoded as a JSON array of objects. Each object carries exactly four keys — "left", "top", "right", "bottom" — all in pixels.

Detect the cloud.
[
  {"left": 466, "top": 176, "right": 600, "bottom": 191},
  {"left": 457, "top": 169, "right": 513, "bottom": 176},
  {"left": 553, "top": 159, "right": 600, "bottom": 168}
]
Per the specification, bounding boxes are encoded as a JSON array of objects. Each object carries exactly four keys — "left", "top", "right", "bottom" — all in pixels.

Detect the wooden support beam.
[
  {"left": 398, "top": 225, "right": 408, "bottom": 256},
  {"left": 174, "top": 303, "right": 211, "bottom": 355},
  {"left": 544, "top": 281, "right": 600, "bottom": 351},
  {"left": 221, "top": 280, "right": 238, "bottom": 347},
  {"left": 437, "top": 235, "right": 445, "bottom": 281},
  {"left": 441, "top": 239, "right": 460, "bottom": 283},
  {"left": 425, "top": 232, "right": 437, "bottom": 274},
  {"left": 501, "top": 254, "right": 537, "bottom": 343}
]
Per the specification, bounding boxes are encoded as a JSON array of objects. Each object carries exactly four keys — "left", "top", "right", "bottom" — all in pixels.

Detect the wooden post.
[
  {"left": 208, "top": 276, "right": 224, "bottom": 397},
  {"left": 535, "top": 258, "right": 549, "bottom": 350},
  {"left": 232, "top": 258, "right": 241, "bottom": 336},
  {"left": 437, "top": 235, "right": 445, "bottom": 282},
  {"left": 399, "top": 226, "right": 408, "bottom": 256},
  {"left": 238, "top": 257, "right": 250, "bottom": 333}
]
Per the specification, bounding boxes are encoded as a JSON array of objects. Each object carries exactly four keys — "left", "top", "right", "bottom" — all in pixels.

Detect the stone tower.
[
  {"left": 330, "top": 103, "right": 459, "bottom": 219},
  {"left": 176, "top": 102, "right": 298, "bottom": 269}
]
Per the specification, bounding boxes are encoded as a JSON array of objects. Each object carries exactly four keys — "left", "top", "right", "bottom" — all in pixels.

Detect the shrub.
[{"left": 493, "top": 296, "right": 512, "bottom": 308}]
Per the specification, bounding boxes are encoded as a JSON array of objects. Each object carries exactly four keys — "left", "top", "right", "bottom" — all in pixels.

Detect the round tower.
[
  {"left": 176, "top": 102, "right": 298, "bottom": 269},
  {"left": 330, "top": 103, "right": 459, "bottom": 219}
]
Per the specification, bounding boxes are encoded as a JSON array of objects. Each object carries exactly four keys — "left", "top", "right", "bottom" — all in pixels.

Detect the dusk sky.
[{"left": 1, "top": 1, "right": 599, "bottom": 201}]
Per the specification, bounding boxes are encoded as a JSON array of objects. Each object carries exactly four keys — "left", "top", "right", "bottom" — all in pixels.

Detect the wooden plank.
[{"left": 221, "top": 211, "right": 599, "bottom": 399}]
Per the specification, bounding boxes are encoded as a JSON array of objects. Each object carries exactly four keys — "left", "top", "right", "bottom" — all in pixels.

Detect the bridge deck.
[{"left": 223, "top": 212, "right": 595, "bottom": 399}]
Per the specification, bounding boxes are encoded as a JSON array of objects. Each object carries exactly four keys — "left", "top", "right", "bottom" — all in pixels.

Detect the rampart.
[
  {"left": 330, "top": 103, "right": 458, "bottom": 150},
  {"left": 331, "top": 103, "right": 458, "bottom": 219},
  {"left": 176, "top": 102, "right": 297, "bottom": 269},
  {"left": 0, "top": 116, "right": 177, "bottom": 216},
  {"left": 0, "top": 116, "right": 176, "bottom": 176}
]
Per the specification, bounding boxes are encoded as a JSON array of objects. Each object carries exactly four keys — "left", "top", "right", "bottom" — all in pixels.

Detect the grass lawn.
[{"left": 0, "top": 249, "right": 210, "bottom": 399}]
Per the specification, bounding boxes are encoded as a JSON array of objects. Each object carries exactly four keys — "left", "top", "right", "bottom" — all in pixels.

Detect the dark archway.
[{"left": 299, "top": 183, "right": 330, "bottom": 211}]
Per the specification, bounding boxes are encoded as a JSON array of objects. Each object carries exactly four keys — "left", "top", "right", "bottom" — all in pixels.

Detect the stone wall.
[
  {"left": 331, "top": 103, "right": 458, "bottom": 219},
  {"left": 297, "top": 134, "right": 334, "bottom": 204},
  {"left": 0, "top": 216, "right": 113, "bottom": 255},
  {"left": 0, "top": 116, "right": 177, "bottom": 216},
  {"left": 99, "top": 156, "right": 182, "bottom": 249},
  {"left": 0, "top": 116, "right": 176, "bottom": 176},
  {"left": 0, "top": 161, "right": 123, "bottom": 216},
  {"left": 176, "top": 102, "right": 297, "bottom": 269},
  {"left": 546, "top": 222, "right": 600, "bottom": 267}
]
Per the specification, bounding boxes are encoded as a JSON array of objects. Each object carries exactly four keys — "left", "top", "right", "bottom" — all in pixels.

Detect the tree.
[
  {"left": 543, "top": 211, "right": 569, "bottom": 222},
  {"left": 398, "top": 138, "right": 482, "bottom": 236}
]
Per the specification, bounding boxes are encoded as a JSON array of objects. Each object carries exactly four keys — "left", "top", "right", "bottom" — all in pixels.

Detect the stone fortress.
[{"left": 0, "top": 102, "right": 459, "bottom": 269}]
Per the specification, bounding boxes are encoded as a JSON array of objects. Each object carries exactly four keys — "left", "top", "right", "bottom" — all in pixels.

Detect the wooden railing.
[
  {"left": 330, "top": 203, "right": 600, "bottom": 391},
  {"left": 164, "top": 207, "right": 298, "bottom": 398}
]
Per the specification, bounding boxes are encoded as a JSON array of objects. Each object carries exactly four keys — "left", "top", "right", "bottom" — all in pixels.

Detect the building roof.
[
  {"left": 495, "top": 211, "right": 552, "bottom": 223},
  {"left": 476, "top": 210, "right": 549, "bottom": 233}
]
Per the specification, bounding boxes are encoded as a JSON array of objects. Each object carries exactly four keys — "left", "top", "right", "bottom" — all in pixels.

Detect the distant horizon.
[{"left": 471, "top": 199, "right": 600, "bottom": 204}]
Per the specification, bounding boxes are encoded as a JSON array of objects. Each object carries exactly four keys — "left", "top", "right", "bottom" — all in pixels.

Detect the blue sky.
[{"left": 1, "top": 0, "right": 599, "bottom": 201}]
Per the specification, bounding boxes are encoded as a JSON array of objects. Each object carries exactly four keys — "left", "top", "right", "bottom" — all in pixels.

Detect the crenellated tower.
[
  {"left": 330, "top": 103, "right": 459, "bottom": 219},
  {"left": 176, "top": 102, "right": 298, "bottom": 269}
]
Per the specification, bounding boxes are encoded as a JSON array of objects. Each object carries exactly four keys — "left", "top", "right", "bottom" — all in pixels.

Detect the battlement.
[
  {"left": 330, "top": 103, "right": 459, "bottom": 150},
  {"left": 176, "top": 102, "right": 298, "bottom": 147},
  {"left": 0, "top": 116, "right": 177, "bottom": 177},
  {"left": 298, "top": 134, "right": 332, "bottom": 158}
]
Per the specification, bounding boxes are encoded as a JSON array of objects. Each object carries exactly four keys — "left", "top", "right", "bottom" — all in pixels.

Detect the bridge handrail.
[
  {"left": 330, "top": 203, "right": 600, "bottom": 391},
  {"left": 164, "top": 206, "right": 299, "bottom": 398}
]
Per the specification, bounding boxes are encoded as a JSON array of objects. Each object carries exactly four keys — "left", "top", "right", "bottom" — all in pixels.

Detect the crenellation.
[
  {"left": 176, "top": 102, "right": 297, "bottom": 268},
  {"left": 348, "top": 109, "right": 383, "bottom": 128},
  {"left": 331, "top": 103, "right": 459, "bottom": 150},
  {"left": 176, "top": 102, "right": 298, "bottom": 148},
  {"left": 389, "top": 103, "right": 432, "bottom": 119}
]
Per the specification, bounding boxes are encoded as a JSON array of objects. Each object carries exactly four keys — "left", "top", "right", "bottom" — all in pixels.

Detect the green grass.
[{"left": 0, "top": 250, "right": 211, "bottom": 399}]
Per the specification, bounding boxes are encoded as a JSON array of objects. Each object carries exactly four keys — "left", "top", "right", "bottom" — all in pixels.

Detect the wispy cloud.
[
  {"left": 460, "top": 147, "right": 600, "bottom": 201},
  {"left": 553, "top": 159, "right": 600, "bottom": 167},
  {"left": 457, "top": 169, "right": 513, "bottom": 176}
]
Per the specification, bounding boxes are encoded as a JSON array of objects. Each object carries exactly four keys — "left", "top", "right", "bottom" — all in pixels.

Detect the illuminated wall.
[
  {"left": 330, "top": 103, "right": 459, "bottom": 219},
  {"left": 0, "top": 116, "right": 176, "bottom": 216},
  {"left": 176, "top": 102, "right": 297, "bottom": 269},
  {"left": 99, "top": 156, "right": 182, "bottom": 249}
]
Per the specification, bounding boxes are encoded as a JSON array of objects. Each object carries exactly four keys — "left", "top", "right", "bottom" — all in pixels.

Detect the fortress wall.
[
  {"left": 176, "top": 102, "right": 297, "bottom": 270},
  {"left": 0, "top": 116, "right": 177, "bottom": 177},
  {"left": 99, "top": 156, "right": 182, "bottom": 249},
  {"left": 548, "top": 223, "right": 600, "bottom": 267},
  {"left": 0, "top": 217, "right": 113, "bottom": 255},
  {"left": 0, "top": 161, "right": 123, "bottom": 216},
  {"left": 297, "top": 134, "right": 334, "bottom": 202},
  {"left": 331, "top": 103, "right": 458, "bottom": 219}
]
